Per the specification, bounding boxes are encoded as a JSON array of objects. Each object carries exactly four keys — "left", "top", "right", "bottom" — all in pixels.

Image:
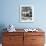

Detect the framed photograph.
[{"left": 20, "top": 5, "right": 34, "bottom": 22}]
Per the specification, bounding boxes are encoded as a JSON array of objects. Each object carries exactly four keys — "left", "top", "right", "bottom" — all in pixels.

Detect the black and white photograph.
[{"left": 20, "top": 5, "right": 34, "bottom": 22}]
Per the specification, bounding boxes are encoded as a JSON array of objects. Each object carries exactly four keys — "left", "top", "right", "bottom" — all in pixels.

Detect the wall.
[{"left": 0, "top": 0, "right": 46, "bottom": 29}]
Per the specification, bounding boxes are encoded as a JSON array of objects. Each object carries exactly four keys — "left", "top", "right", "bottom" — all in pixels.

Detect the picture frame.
[{"left": 20, "top": 5, "right": 34, "bottom": 22}]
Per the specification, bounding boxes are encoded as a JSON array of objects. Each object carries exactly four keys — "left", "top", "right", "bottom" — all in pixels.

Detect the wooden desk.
[{"left": 2, "top": 29, "right": 45, "bottom": 46}]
